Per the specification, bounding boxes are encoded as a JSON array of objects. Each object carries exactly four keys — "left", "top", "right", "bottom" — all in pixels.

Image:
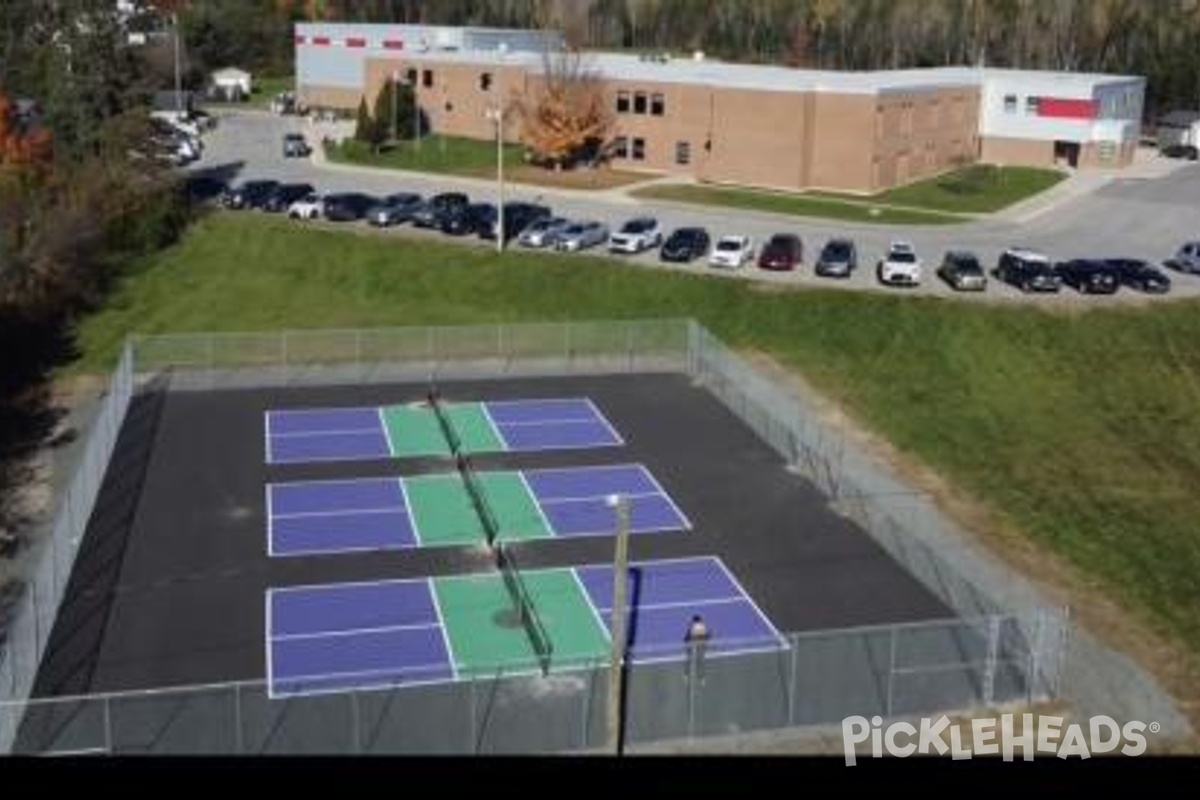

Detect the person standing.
[{"left": 684, "top": 614, "right": 711, "bottom": 684}]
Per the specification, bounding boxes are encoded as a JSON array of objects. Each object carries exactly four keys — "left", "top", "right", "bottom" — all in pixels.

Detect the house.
[
  {"left": 1156, "top": 110, "right": 1200, "bottom": 149},
  {"left": 210, "top": 67, "right": 253, "bottom": 102}
]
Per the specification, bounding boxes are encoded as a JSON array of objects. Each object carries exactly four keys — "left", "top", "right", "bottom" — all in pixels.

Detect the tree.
[
  {"left": 353, "top": 96, "right": 377, "bottom": 145},
  {"left": 512, "top": 49, "right": 614, "bottom": 169},
  {"left": 370, "top": 78, "right": 417, "bottom": 143}
]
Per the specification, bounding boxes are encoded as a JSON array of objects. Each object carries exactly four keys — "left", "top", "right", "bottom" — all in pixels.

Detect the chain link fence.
[{"left": 0, "top": 319, "right": 1190, "bottom": 754}]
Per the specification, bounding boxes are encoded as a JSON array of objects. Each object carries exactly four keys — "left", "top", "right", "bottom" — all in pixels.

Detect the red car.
[{"left": 757, "top": 233, "right": 804, "bottom": 271}]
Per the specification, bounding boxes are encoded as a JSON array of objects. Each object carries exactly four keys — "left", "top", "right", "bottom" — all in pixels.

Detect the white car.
[
  {"left": 709, "top": 235, "right": 754, "bottom": 268},
  {"left": 287, "top": 193, "right": 324, "bottom": 220},
  {"left": 877, "top": 241, "right": 922, "bottom": 286},
  {"left": 517, "top": 216, "right": 571, "bottom": 248},
  {"left": 608, "top": 217, "right": 663, "bottom": 254}
]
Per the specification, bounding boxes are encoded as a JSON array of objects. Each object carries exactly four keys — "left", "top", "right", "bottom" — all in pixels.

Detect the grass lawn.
[
  {"left": 865, "top": 165, "right": 1068, "bottom": 214},
  {"left": 70, "top": 213, "right": 1200, "bottom": 673},
  {"left": 630, "top": 184, "right": 966, "bottom": 225},
  {"left": 327, "top": 137, "right": 647, "bottom": 189}
]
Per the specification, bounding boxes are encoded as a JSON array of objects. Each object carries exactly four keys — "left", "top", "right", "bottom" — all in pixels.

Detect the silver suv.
[{"left": 282, "top": 133, "right": 312, "bottom": 158}]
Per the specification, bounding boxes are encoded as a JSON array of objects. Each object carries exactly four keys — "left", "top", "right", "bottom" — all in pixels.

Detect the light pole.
[
  {"left": 486, "top": 103, "right": 506, "bottom": 253},
  {"left": 605, "top": 494, "right": 632, "bottom": 756},
  {"left": 173, "top": 13, "right": 183, "bottom": 117}
]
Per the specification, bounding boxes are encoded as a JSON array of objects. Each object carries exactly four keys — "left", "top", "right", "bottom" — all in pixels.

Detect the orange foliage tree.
[
  {"left": 512, "top": 50, "right": 614, "bottom": 169},
  {"left": 0, "top": 90, "right": 53, "bottom": 174}
]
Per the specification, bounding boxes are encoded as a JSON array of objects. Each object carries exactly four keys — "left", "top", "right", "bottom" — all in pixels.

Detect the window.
[
  {"left": 634, "top": 92, "right": 647, "bottom": 114},
  {"left": 479, "top": 72, "right": 492, "bottom": 91},
  {"left": 1026, "top": 96, "right": 1040, "bottom": 115},
  {"left": 1003, "top": 94, "right": 1017, "bottom": 113},
  {"left": 422, "top": 69, "right": 433, "bottom": 88},
  {"left": 613, "top": 136, "right": 629, "bottom": 158},
  {"left": 406, "top": 68, "right": 417, "bottom": 85},
  {"left": 650, "top": 93, "right": 665, "bottom": 116},
  {"left": 675, "top": 140, "right": 690, "bottom": 165},
  {"left": 632, "top": 137, "right": 646, "bottom": 160},
  {"left": 616, "top": 90, "right": 630, "bottom": 113}
]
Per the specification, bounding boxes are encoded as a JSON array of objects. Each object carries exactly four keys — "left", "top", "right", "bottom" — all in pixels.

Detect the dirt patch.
[
  {"left": 740, "top": 348, "right": 1200, "bottom": 744},
  {"left": 501, "top": 164, "right": 651, "bottom": 191}
]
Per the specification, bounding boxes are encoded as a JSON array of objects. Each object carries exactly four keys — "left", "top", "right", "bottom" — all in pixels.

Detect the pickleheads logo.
[{"left": 842, "top": 714, "right": 1157, "bottom": 765}]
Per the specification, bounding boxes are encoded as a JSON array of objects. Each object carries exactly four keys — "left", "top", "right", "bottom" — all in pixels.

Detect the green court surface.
[
  {"left": 405, "top": 472, "right": 551, "bottom": 547},
  {"left": 380, "top": 402, "right": 505, "bottom": 458},
  {"left": 434, "top": 568, "right": 610, "bottom": 676}
]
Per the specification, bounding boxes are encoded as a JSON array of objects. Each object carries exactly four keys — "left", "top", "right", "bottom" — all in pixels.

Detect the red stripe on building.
[
  {"left": 294, "top": 35, "right": 306, "bottom": 45},
  {"left": 1037, "top": 98, "right": 1099, "bottom": 120},
  {"left": 311, "top": 36, "right": 331, "bottom": 46},
  {"left": 382, "top": 39, "right": 404, "bottom": 50},
  {"left": 345, "top": 37, "right": 366, "bottom": 48}
]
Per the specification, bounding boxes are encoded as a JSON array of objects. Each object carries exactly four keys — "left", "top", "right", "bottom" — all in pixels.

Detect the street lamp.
[
  {"left": 605, "top": 493, "right": 632, "bottom": 756},
  {"left": 485, "top": 103, "right": 506, "bottom": 254}
]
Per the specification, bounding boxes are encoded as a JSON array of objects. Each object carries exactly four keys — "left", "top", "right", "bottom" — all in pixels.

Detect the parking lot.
[{"left": 188, "top": 109, "right": 1200, "bottom": 305}]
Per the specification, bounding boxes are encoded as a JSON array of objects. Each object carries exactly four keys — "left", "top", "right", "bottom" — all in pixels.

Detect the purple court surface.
[
  {"left": 264, "top": 397, "right": 624, "bottom": 465},
  {"left": 266, "top": 557, "right": 786, "bottom": 698},
  {"left": 266, "top": 464, "right": 692, "bottom": 557}
]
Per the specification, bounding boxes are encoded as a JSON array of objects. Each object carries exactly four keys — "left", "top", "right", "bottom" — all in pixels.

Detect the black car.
[
  {"left": 183, "top": 175, "right": 228, "bottom": 205},
  {"left": 487, "top": 202, "right": 552, "bottom": 242},
  {"left": 412, "top": 192, "right": 469, "bottom": 229},
  {"left": 1105, "top": 258, "right": 1171, "bottom": 294},
  {"left": 262, "top": 183, "right": 315, "bottom": 213},
  {"left": 994, "top": 248, "right": 1061, "bottom": 292},
  {"left": 440, "top": 202, "right": 494, "bottom": 236},
  {"left": 366, "top": 192, "right": 424, "bottom": 227},
  {"left": 222, "top": 180, "right": 279, "bottom": 210},
  {"left": 1161, "top": 143, "right": 1199, "bottom": 161},
  {"left": 814, "top": 238, "right": 857, "bottom": 278},
  {"left": 937, "top": 250, "right": 987, "bottom": 291},
  {"left": 322, "top": 192, "right": 378, "bottom": 222},
  {"left": 659, "top": 227, "right": 711, "bottom": 263},
  {"left": 1055, "top": 259, "right": 1120, "bottom": 294}
]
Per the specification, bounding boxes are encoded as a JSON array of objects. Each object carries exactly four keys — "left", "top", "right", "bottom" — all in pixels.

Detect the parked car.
[
  {"left": 876, "top": 241, "right": 922, "bottom": 286},
  {"left": 554, "top": 221, "right": 609, "bottom": 252},
  {"left": 183, "top": 175, "right": 228, "bottom": 205},
  {"left": 994, "top": 248, "right": 1061, "bottom": 292},
  {"left": 659, "top": 227, "right": 711, "bottom": 263},
  {"left": 757, "top": 233, "right": 804, "bottom": 271},
  {"left": 442, "top": 202, "right": 496, "bottom": 236},
  {"left": 709, "top": 235, "right": 754, "bottom": 269},
  {"left": 608, "top": 217, "right": 663, "bottom": 254},
  {"left": 1055, "top": 259, "right": 1120, "bottom": 294},
  {"left": 936, "top": 250, "right": 987, "bottom": 291},
  {"left": 287, "top": 193, "right": 324, "bottom": 220},
  {"left": 517, "top": 216, "right": 571, "bottom": 248},
  {"left": 814, "top": 238, "right": 858, "bottom": 278},
  {"left": 1105, "top": 258, "right": 1171, "bottom": 294},
  {"left": 1164, "top": 241, "right": 1200, "bottom": 274},
  {"left": 1161, "top": 143, "right": 1198, "bottom": 161},
  {"left": 282, "top": 132, "right": 312, "bottom": 158},
  {"left": 322, "top": 192, "right": 378, "bottom": 222},
  {"left": 222, "top": 180, "right": 279, "bottom": 210},
  {"left": 412, "top": 192, "right": 470, "bottom": 229},
  {"left": 488, "top": 202, "right": 551, "bottom": 242},
  {"left": 366, "top": 192, "right": 424, "bottom": 227},
  {"left": 262, "top": 183, "right": 316, "bottom": 213}
]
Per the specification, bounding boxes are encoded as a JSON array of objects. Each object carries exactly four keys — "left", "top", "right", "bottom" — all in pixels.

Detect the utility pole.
[
  {"left": 605, "top": 494, "right": 632, "bottom": 756},
  {"left": 173, "top": 13, "right": 183, "bottom": 117}
]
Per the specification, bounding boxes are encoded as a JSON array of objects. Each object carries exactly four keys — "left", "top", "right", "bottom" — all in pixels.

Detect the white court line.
[
  {"left": 538, "top": 522, "right": 685, "bottom": 539},
  {"left": 267, "top": 405, "right": 377, "bottom": 419},
  {"left": 265, "top": 484, "right": 275, "bottom": 558},
  {"left": 485, "top": 397, "right": 595, "bottom": 410},
  {"left": 574, "top": 554, "right": 721, "bottom": 576},
  {"left": 263, "top": 410, "right": 273, "bottom": 465},
  {"left": 635, "top": 465, "right": 695, "bottom": 531},
  {"left": 713, "top": 558, "right": 789, "bottom": 648},
  {"left": 478, "top": 403, "right": 511, "bottom": 450},
  {"left": 521, "top": 462, "right": 647, "bottom": 478},
  {"left": 535, "top": 490, "right": 661, "bottom": 506},
  {"left": 273, "top": 620, "right": 442, "bottom": 642},
  {"left": 267, "top": 662, "right": 456, "bottom": 701},
  {"left": 428, "top": 579, "right": 459, "bottom": 681},
  {"left": 585, "top": 397, "right": 626, "bottom": 446},
  {"left": 516, "top": 471, "right": 555, "bottom": 538},
  {"left": 376, "top": 407, "right": 395, "bottom": 457},
  {"left": 397, "top": 478, "right": 422, "bottom": 547},
  {"left": 267, "top": 475, "right": 406, "bottom": 491},
  {"left": 271, "top": 541, "right": 412, "bottom": 559},
  {"left": 267, "top": 450, "right": 393, "bottom": 466},
  {"left": 569, "top": 567, "right": 613, "bottom": 645},
  {"left": 592, "top": 595, "right": 745, "bottom": 616},
  {"left": 492, "top": 417, "right": 605, "bottom": 428},
  {"left": 269, "top": 573, "right": 432, "bottom": 596},
  {"left": 272, "top": 505, "right": 407, "bottom": 521},
  {"left": 270, "top": 427, "right": 387, "bottom": 439}
]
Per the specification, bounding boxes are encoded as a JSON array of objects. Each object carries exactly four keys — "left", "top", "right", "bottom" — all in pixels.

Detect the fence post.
[
  {"left": 103, "top": 696, "right": 114, "bottom": 754},
  {"left": 984, "top": 615, "right": 1000, "bottom": 708},
  {"left": 468, "top": 672, "right": 477, "bottom": 755},
  {"left": 886, "top": 626, "right": 897, "bottom": 718},
  {"left": 233, "top": 683, "right": 244, "bottom": 755},
  {"left": 350, "top": 691, "right": 362, "bottom": 754},
  {"left": 787, "top": 634, "right": 798, "bottom": 726}
]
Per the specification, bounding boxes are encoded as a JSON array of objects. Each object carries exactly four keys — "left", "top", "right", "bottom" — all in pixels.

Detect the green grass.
[
  {"left": 326, "top": 136, "right": 526, "bottom": 178},
  {"left": 71, "top": 213, "right": 1200, "bottom": 661},
  {"left": 867, "top": 165, "right": 1067, "bottom": 213},
  {"left": 630, "top": 184, "right": 966, "bottom": 225}
]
